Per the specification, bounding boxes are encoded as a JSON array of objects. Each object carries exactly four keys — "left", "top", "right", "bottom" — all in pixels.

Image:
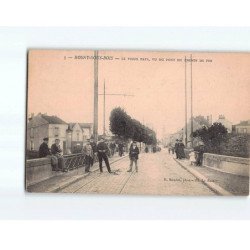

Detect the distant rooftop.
[
  {"left": 41, "top": 114, "right": 67, "bottom": 125},
  {"left": 68, "top": 122, "right": 93, "bottom": 130},
  {"left": 235, "top": 120, "right": 250, "bottom": 126},
  {"left": 79, "top": 123, "right": 93, "bottom": 128}
]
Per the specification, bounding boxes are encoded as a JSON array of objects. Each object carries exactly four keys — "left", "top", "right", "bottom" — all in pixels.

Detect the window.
[
  {"left": 30, "top": 128, "right": 34, "bottom": 138},
  {"left": 77, "top": 132, "right": 80, "bottom": 141},
  {"left": 54, "top": 127, "right": 59, "bottom": 137},
  {"left": 30, "top": 140, "right": 34, "bottom": 150}
]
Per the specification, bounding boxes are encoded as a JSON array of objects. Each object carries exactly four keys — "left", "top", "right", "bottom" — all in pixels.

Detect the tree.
[
  {"left": 192, "top": 122, "right": 228, "bottom": 153},
  {"left": 109, "top": 107, "right": 157, "bottom": 144},
  {"left": 193, "top": 115, "right": 210, "bottom": 127}
]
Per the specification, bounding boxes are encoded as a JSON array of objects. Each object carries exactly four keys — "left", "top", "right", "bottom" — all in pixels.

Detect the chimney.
[{"left": 207, "top": 115, "right": 212, "bottom": 125}]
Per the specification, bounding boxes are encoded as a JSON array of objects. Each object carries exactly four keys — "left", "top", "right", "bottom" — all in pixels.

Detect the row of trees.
[
  {"left": 192, "top": 122, "right": 249, "bottom": 158},
  {"left": 109, "top": 107, "right": 157, "bottom": 145}
]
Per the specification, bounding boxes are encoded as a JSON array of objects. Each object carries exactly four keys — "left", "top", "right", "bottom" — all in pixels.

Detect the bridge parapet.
[
  {"left": 25, "top": 153, "right": 86, "bottom": 188},
  {"left": 203, "top": 153, "right": 249, "bottom": 177}
]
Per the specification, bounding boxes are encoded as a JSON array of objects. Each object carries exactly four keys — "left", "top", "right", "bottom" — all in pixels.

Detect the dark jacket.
[
  {"left": 90, "top": 141, "right": 97, "bottom": 153},
  {"left": 51, "top": 143, "right": 62, "bottom": 155},
  {"left": 39, "top": 142, "right": 50, "bottom": 158},
  {"left": 174, "top": 142, "right": 179, "bottom": 152},
  {"left": 97, "top": 141, "right": 109, "bottom": 154},
  {"left": 129, "top": 145, "right": 139, "bottom": 160}
]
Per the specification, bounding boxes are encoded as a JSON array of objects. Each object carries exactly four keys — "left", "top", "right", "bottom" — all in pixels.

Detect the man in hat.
[
  {"left": 118, "top": 141, "right": 124, "bottom": 157},
  {"left": 178, "top": 139, "right": 186, "bottom": 159},
  {"left": 89, "top": 137, "right": 97, "bottom": 167},
  {"left": 39, "top": 137, "right": 51, "bottom": 158},
  {"left": 97, "top": 137, "right": 112, "bottom": 173},
  {"left": 109, "top": 141, "right": 116, "bottom": 157},
  {"left": 51, "top": 139, "right": 67, "bottom": 172},
  {"left": 174, "top": 139, "right": 179, "bottom": 159},
  {"left": 127, "top": 141, "right": 140, "bottom": 172},
  {"left": 82, "top": 139, "right": 94, "bottom": 173}
]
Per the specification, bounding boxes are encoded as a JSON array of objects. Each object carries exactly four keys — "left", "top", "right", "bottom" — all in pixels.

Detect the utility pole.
[
  {"left": 103, "top": 79, "right": 106, "bottom": 135},
  {"left": 93, "top": 50, "right": 99, "bottom": 143},
  {"left": 99, "top": 82, "right": 134, "bottom": 136},
  {"left": 190, "top": 54, "right": 194, "bottom": 147},
  {"left": 184, "top": 56, "right": 188, "bottom": 147}
]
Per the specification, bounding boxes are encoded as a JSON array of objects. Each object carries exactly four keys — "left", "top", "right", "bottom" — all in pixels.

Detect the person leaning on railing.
[{"left": 51, "top": 139, "right": 67, "bottom": 172}]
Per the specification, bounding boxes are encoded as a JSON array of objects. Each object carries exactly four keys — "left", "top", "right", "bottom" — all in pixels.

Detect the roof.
[
  {"left": 235, "top": 120, "right": 250, "bottom": 126},
  {"left": 79, "top": 123, "right": 93, "bottom": 128},
  {"left": 68, "top": 122, "right": 93, "bottom": 130},
  {"left": 41, "top": 115, "right": 67, "bottom": 124}
]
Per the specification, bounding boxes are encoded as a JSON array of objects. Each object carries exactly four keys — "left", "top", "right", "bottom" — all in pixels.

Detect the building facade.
[
  {"left": 27, "top": 113, "right": 68, "bottom": 153},
  {"left": 67, "top": 123, "right": 93, "bottom": 153},
  {"left": 215, "top": 115, "right": 233, "bottom": 133},
  {"left": 27, "top": 114, "right": 94, "bottom": 155},
  {"left": 234, "top": 120, "right": 250, "bottom": 134}
]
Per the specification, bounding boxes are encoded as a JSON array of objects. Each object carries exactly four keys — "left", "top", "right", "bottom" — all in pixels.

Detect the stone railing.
[
  {"left": 203, "top": 153, "right": 250, "bottom": 177},
  {"left": 25, "top": 153, "right": 86, "bottom": 188}
]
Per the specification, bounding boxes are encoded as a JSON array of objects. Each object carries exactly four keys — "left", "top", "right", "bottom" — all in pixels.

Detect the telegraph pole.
[
  {"left": 93, "top": 50, "right": 99, "bottom": 142},
  {"left": 99, "top": 81, "right": 134, "bottom": 135},
  {"left": 190, "top": 54, "right": 194, "bottom": 147},
  {"left": 184, "top": 56, "right": 188, "bottom": 147},
  {"left": 103, "top": 79, "right": 106, "bottom": 135}
]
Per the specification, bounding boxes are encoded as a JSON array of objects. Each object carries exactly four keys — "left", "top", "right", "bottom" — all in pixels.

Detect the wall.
[
  {"left": 236, "top": 125, "right": 250, "bottom": 134},
  {"left": 72, "top": 123, "right": 83, "bottom": 142},
  {"left": 48, "top": 124, "right": 68, "bottom": 148},
  {"left": 203, "top": 153, "right": 250, "bottom": 177},
  {"left": 27, "top": 116, "right": 49, "bottom": 151},
  {"left": 82, "top": 127, "right": 91, "bottom": 140},
  {"left": 26, "top": 157, "right": 57, "bottom": 187}
]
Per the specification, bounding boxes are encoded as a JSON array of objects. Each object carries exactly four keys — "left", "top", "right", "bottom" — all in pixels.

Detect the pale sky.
[{"left": 28, "top": 50, "right": 250, "bottom": 138}]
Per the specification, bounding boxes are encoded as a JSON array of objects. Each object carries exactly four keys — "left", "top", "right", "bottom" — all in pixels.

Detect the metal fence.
[{"left": 64, "top": 153, "right": 86, "bottom": 170}]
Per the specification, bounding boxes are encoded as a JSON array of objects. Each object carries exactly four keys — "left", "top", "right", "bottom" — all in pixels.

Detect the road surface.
[{"left": 59, "top": 149, "right": 215, "bottom": 195}]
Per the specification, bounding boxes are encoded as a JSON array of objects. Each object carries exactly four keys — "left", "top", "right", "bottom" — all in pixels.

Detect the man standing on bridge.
[
  {"left": 174, "top": 139, "right": 180, "bottom": 159},
  {"left": 127, "top": 141, "right": 140, "bottom": 172},
  {"left": 97, "top": 137, "right": 112, "bottom": 174}
]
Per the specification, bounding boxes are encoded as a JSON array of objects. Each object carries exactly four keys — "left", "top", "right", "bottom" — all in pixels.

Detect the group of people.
[
  {"left": 174, "top": 139, "right": 185, "bottom": 159},
  {"left": 83, "top": 138, "right": 139, "bottom": 173},
  {"left": 38, "top": 137, "right": 140, "bottom": 174},
  {"left": 167, "top": 139, "right": 205, "bottom": 166},
  {"left": 107, "top": 141, "right": 125, "bottom": 157},
  {"left": 39, "top": 137, "right": 67, "bottom": 172}
]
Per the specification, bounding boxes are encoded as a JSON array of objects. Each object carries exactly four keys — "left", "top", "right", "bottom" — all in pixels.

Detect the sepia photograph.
[{"left": 25, "top": 49, "right": 250, "bottom": 196}]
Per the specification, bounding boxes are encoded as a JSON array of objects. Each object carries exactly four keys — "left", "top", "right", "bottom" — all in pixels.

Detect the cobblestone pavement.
[{"left": 60, "top": 149, "right": 215, "bottom": 195}]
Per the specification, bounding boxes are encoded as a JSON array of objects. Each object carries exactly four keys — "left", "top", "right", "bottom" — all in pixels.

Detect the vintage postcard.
[{"left": 26, "top": 50, "right": 250, "bottom": 195}]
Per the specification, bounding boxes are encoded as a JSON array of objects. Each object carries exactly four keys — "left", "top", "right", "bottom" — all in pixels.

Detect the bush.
[
  {"left": 193, "top": 123, "right": 250, "bottom": 158},
  {"left": 220, "top": 134, "right": 250, "bottom": 158}
]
